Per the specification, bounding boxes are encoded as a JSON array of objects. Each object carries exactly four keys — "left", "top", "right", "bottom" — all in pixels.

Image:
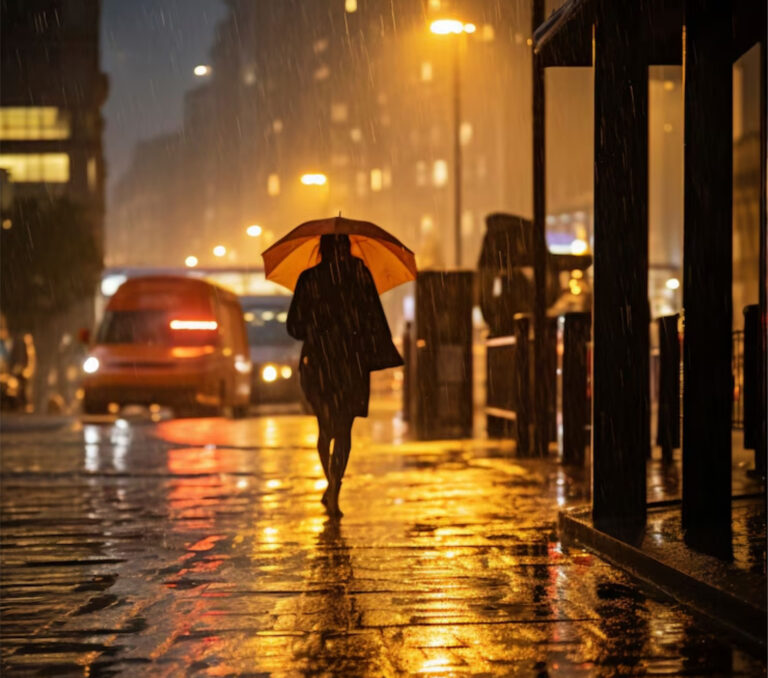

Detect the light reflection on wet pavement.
[{"left": 1, "top": 413, "right": 765, "bottom": 676}]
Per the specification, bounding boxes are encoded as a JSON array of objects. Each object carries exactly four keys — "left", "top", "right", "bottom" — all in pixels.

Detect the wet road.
[{"left": 1, "top": 411, "right": 765, "bottom": 676}]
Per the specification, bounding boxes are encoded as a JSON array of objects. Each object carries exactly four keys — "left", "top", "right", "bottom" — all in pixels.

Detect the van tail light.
[{"left": 169, "top": 320, "right": 218, "bottom": 330}]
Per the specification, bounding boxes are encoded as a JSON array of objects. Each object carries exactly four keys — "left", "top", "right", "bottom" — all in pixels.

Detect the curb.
[
  {"left": 559, "top": 505, "right": 766, "bottom": 652},
  {"left": 0, "top": 415, "right": 75, "bottom": 433}
]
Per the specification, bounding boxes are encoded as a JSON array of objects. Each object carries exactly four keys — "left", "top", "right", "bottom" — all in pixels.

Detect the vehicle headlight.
[
  {"left": 83, "top": 356, "right": 100, "bottom": 374},
  {"left": 280, "top": 365, "right": 292, "bottom": 379},
  {"left": 261, "top": 364, "right": 278, "bottom": 382},
  {"left": 234, "top": 355, "right": 252, "bottom": 374}
]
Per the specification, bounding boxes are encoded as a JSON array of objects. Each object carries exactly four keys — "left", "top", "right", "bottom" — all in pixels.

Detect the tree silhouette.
[{"left": 1, "top": 197, "right": 102, "bottom": 331}]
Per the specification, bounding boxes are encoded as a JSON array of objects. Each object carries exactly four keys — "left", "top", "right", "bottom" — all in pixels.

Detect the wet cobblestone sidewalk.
[{"left": 1, "top": 414, "right": 765, "bottom": 675}]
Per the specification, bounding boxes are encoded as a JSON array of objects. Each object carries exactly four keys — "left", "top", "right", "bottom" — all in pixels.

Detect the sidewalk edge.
[{"left": 559, "top": 506, "right": 766, "bottom": 652}]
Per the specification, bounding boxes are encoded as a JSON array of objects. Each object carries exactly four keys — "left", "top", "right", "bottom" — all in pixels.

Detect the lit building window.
[
  {"left": 476, "top": 155, "right": 487, "bottom": 179},
  {"left": 421, "top": 61, "right": 433, "bottom": 82},
  {"left": 420, "top": 215, "right": 434, "bottom": 234},
  {"left": 272, "top": 119, "right": 283, "bottom": 134},
  {"left": 0, "top": 153, "right": 70, "bottom": 182},
  {"left": 432, "top": 159, "right": 448, "bottom": 187},
  {"left": 314, "top": 65, "right": 330, "bottom": 81},
  {"left": 482, "top": 24, "right": 495, "bottom": 41},
  {"left": 460, "top": 122, "right": 473, "bottom": 146},
  {"left": 350, "top": 128, "right": 362, "bottom": 142},
  {"left": 331, "top": 103, "right": 348, "bottom": 122},
  {"left": 382, "top": 167, "right": 392, "bottom": 189},
  {"left": 267, "top": 173, "right": 280, "bottom": 196},
  {"left": 345, "top": 0, "right": 357, "bottom": 12},
  {"left": 461, "top": 210, "right": 474, "bottom": 236},
  {"left": 87, "top": 157, "right": 97, "bottom": 191},
  {"left": 370, "top": 168, "right": 383, "bottom": 192},
  {"left": 0, "top": 107, "right": 70, "bottom": 140},
  {"left": 355, "top": 171, "right": 367, "bottom": 196},
  {"left": 243, "top": 67, "right": 257, "bottom": 85},
  {"left": 415, "top": 161, "right": 427, "bottom": 186}
]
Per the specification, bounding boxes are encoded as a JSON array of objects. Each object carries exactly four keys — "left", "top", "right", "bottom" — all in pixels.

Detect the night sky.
[{"left": 100, "top": 0, "right": 227, "bottom": 204}]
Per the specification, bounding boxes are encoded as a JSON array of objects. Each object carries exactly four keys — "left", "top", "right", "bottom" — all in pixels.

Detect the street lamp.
[
  {"left": 213, "top": 245, "right": 226, "bottom": 257},
  {"left": 185, "top": 255, "right": 198, "bottom": 268},
  {"left": 430, "top": 19, "right": 475, "bottom": 268},
  {"left": 300, "top": 173, "right": 328, "bottom": 186},
  {"left": 246, "top": 224, "right": 262, "bottom": 237},
  {"left": 193, "top": 64, "right": 211, "bottom": 77}
]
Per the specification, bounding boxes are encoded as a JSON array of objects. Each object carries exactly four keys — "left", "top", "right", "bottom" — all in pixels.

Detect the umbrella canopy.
[{"left": 261, "top": 216, "right": 417, "bottom": 294}]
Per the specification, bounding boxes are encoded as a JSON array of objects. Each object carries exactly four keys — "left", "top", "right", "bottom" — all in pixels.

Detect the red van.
[{"left": 81, "top": 276, "right": 251, "bottom": 416}]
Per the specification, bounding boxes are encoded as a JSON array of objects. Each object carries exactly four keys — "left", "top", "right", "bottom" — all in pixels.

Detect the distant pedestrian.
[{"left": 287, "top": 234, "right": 403, "bottom": 517}]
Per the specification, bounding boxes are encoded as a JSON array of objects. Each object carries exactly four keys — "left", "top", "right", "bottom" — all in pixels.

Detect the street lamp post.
[{"left": 430, "top": 19, "right": 475, "bottom": 269}]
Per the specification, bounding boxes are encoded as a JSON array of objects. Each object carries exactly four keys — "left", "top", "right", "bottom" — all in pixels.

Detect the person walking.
[{"left": 286, "top": 234, "right": 403, "bottom": 517}]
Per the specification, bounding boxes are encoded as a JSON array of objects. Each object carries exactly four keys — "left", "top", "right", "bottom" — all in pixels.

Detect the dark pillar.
[
  {"left": 532, "top": 0, "right": 548, "bottom": 458},
  {"left": 592, "top": 0, "right": 649, "bottom": 536},
  {"left": 656, "top": 315, "right": 681, "bottom": 463},
  {"left": 758, "top": 35, "right": 767, "bottom": 479},
  {"left": 682, "top": 0, "right": 733, "bottom": 556}
]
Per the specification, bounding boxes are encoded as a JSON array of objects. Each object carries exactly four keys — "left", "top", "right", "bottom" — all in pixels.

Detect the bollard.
[
  {"left": 743, "top": 305, "right": 765, "bottom": 475},
  {"left": 656, "top": 314, "right": 680, "bottom": 463},
  {"left": 558, "top": 312, "right": 590, "bottom": 466},
  {"left": 513, "top": 314, "right": 532, "bottom": 456}
]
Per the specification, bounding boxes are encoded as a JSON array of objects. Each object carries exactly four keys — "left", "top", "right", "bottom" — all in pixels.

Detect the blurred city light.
[
  {"left": 570, "top": 238, "right": 588, "bottom": 255},
  {"left": 185, "top": 255, "right": 198, "bottom": 267},
  {"left": 262, "top": 364, "right": 278, "bottom": 382},
  {"left": 213, "top": 245, "right": 227, "bottom": 257},
  {"left": 193, "top": 65, "right": 211, "bottom": 76},
  {"left": 430, "top": 19, "right": 475, "bottom": 35},
  {"left": 83, "top": 356, "right": 100, "bottom": 374},
  {"left": 246, "top": 224, "right": 262, "bottom": 237},
  {"left": 665, "top": 277, "right": 680, "bottom": 290},
  {"left": 100, "top": 273, "right": 127, "bottom": 297},
  {"left": 300, "top": 173, "right": 327, "bottom": 186}
]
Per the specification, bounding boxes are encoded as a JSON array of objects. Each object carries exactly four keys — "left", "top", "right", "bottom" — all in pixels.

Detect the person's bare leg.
[
  {"left": 317, "top": 419, "right": 332, "bottom": 506},
  {"left": 327, "top": 417, "right": 352, "bottom": 518}
]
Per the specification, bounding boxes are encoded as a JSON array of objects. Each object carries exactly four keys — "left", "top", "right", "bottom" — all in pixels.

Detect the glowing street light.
[
  {"left": 430, "top": 19, "right": 475, "bottom": 35},
  {"left": 665, "top": 277, "right": 681, "bottom": 290},
  {"left": 193, "top": 64, "right": 211, "bottom": 77},
  {"left": 429, "top": 18, "right": 476, "bottom": 267},
  {"left": 300, "top": 173, "right": 328, "bottom": 186},
  {"left": 185, "top": 255, "right": 198, "bottom": 268},
  {"left": 213, "top": 245, "right": 227, "bottom": 257},
  {"left": 246, "top": 224, "right": 262, "bottom": 237}
]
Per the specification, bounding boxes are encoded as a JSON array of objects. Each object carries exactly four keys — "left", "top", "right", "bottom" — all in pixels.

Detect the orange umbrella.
[{"left": 261, "top": 216, "right": 417, "bottom": 294}]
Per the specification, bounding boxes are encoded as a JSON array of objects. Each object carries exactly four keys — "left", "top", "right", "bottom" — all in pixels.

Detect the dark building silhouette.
[{"left": 0, "top": 0, "right": 108, "bottom": 411}]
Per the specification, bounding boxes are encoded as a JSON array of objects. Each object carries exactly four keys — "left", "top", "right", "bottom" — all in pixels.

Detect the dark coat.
[{"left": 287, "top": 255, "right": 402, "bottom": 421}]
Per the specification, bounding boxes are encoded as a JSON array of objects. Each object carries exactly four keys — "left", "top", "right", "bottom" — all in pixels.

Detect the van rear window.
[{"left": 98, "top": 310, "right": 217, "bottom": 346}]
